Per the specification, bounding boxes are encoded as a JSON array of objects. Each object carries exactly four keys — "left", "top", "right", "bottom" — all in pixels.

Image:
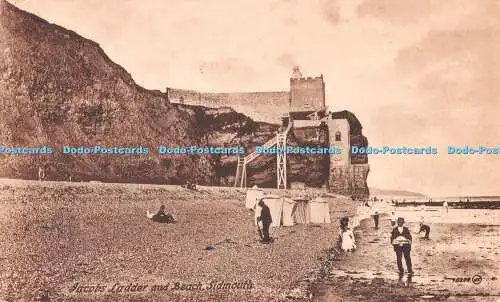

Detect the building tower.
[
  {"left": 289, "top": 68, "right": 326, "bottom": 112},
  {"left": 291, "top": 66, "right": 302, "bottom": 79}
]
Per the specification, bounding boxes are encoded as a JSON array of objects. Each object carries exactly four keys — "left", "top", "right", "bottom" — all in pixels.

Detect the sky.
[{"left": 12, "top": 0, "right": 500, "bottom": 196}]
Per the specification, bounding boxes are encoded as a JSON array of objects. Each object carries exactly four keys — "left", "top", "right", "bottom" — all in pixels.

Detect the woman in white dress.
[{"left": 341, "top": 227, "right": 357, "bottom": 252}]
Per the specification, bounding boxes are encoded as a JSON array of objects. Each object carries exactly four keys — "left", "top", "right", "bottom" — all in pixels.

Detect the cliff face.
[
  {"left": 175, "top": 105, "right": 330, "bottom": 188},
  {"left": 0, "top": 1, "right": 369, "bottom": 197},
  {"left": 0, "top": 1, "right": 214, "bottom": 184},
  {"left": 328, "top": 111, "right": 370, "bottom": 199}
]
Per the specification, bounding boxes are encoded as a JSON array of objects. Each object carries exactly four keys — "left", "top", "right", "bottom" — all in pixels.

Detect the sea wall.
[{"left": 168, "top": 88, "right": 289, "bottom": 124}]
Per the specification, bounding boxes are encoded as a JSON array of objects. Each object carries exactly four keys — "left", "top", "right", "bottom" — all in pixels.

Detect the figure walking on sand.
[
  {"left": 389, "top": 212, "right": 396, "bottom": 227},
  {"left": 257, "top": 199, "right": 273, "bottom": 243},
  {"left": 38, "top": 166, "right": 45, "bottom": 182},
  {"left": 391, "top": 217, "right": 413, "bottom": 279},
  {"left": 373, "top": 211, "right": 379, "bottom": 229},
  {"left": 442, "top": 201, "right": 449, "bottom": 213}
]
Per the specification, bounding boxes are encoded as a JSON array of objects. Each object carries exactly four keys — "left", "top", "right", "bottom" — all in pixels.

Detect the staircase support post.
[{"left": 277, "top": 133, "right": 287, "bottom": 189}]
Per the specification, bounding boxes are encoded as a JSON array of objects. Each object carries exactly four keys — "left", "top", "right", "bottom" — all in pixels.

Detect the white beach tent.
[
  {"left": 255, "top": 196, "right": 331, "bottom": 227},
  {"left": 262, "top": 196, "right": 284, "bottom": 228},
  {"left": 281, "top": 197, "right": 297, "bottom": 226},
  {"left": 245, "top": 185, "right": 264, "bottom": 209},
  {"left": 255, "top": 196, "right": 291, "bottom": 227},
  {"left": 308, "top": 197, "right": 331, "bottom": 223},
  {"left": 292, "top": 198, "right": 309, "bottom": 224},
  {"left": 254, "top": 195, "right": 280, "bottom": 226}
]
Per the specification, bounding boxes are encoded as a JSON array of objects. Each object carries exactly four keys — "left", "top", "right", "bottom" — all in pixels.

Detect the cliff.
[
  {"left": 0, "top": 1, "right": 369, "bottom": 196},
  {"left": 0, "top": 0, "right": 214, "bottom": 184},
  {"left": 174, "top": 104, "right": 330, "bottom": 188}
]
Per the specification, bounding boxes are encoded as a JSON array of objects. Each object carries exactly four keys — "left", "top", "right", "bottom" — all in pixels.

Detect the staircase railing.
[{"left": 234, "top": 115, "right": 292, "bottom": 188}]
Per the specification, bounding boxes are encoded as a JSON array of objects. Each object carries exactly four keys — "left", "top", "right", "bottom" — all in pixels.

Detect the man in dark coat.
[
  {"left": 373, "top": 211, "right": 379, "bottom": 229},
  {"left": 257, "top": 200, "right": 273, "bottom": 243},
  {"left": 391, "top": 217, "right": 413, "bottom": 279}
]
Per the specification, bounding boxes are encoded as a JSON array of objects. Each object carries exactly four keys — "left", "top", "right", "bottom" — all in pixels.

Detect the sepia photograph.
[{"left": 0, "top": 0, "right": 499, "bottom": 301}]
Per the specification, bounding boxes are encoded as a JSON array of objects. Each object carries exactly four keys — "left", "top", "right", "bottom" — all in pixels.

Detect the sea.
[
  {"left": 352, "top": 194, "right": 500, "bottom": 226},
  {"left": 373, "top": 195, "right": 500, "bottom": 203},
  {"left": 391, "top": 207, "right": 500, "bottom": 225}
]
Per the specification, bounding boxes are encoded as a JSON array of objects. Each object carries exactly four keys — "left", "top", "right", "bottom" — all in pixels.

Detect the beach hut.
[
  {"left": 308, "top": 197, "right": 331, "bottom": 223},
  {"left": 281, "top": 197, "right": 297, "bottom": 226},
  {"left": 245, "top": 185, "right": 264, "bottom": 209},
  {"left": 256, "top": 196, "right": 331, "bottom": 227},
  {"left": 292, "top": 197, "right": 310, "bottom": 224},
  {"left": 258, "top": 196, "right": 296, "bottom": 227},
  {"left": 262, "top": 196, "right": 284, "bottom": 228}
]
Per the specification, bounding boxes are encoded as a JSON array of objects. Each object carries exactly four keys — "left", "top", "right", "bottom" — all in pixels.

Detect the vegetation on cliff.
[{"left": 0, "top": 1, "right": 368, "bottom": 193}]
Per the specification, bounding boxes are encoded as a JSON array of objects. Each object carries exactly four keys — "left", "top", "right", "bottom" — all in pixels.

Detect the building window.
[{"left": 335, "top": 131, "right": 341, "bottom": 141}]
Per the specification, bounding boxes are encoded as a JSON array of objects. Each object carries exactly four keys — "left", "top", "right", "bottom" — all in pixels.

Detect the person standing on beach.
[
  {"left": 443, "top": 201, "right": 449, "bottom": 213},
  {"left": 38, "top": 166, "right": 45, "bottom": 182},
  {"left": 391, "top": 217, "right": 413, "bottom": 278},
  {"left": 340, "top": 216, "right": 349, "bottom": 230},
  {"left": 340, "top": 225, "right": 357, "bottom": 252},
  {"left": 373, "top": 211, "right": 379, "bottom": 229},
  {"left": 257, "top": 200, "right": 273, "bottom": 243},
  {"left": 389, "top": 212, "right": 396, "bottom": 227}
]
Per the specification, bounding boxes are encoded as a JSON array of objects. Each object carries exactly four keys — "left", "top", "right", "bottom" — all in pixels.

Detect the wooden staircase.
[{"left": 234, "top": 114, "right": 292, "bottom": 188}]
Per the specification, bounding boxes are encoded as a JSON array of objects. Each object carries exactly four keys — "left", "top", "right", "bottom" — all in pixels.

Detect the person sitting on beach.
[
  {"left": 182, "top": 181, "right": 198, "bottom": 190},
  {"left": 391, "top": 217, "right": 413, "bottom": 278},
  {"left": 147, "top": 205, "right": 176, "bottom": 223},
  {"left": 417, "top": 222, "right": 430, "bottom": 239}
]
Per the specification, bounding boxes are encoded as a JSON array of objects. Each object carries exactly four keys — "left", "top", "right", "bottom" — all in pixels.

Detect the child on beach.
[
  {"left": 340, "top": 226, "right": 357, "bottom": 252},
  {"left": 390, "top": 212, "right": 396, "bottom": 226},
  {"left": 338, "top": 219, "right": 356, "bottom": 252},
  {"left": 340, "top": 216, "right": 349, "bottom": 230}
]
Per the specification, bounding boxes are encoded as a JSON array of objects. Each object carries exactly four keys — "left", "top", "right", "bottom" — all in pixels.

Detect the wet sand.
[{"left": 312, "top": 214, "right": 500, "bottom": 302}]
